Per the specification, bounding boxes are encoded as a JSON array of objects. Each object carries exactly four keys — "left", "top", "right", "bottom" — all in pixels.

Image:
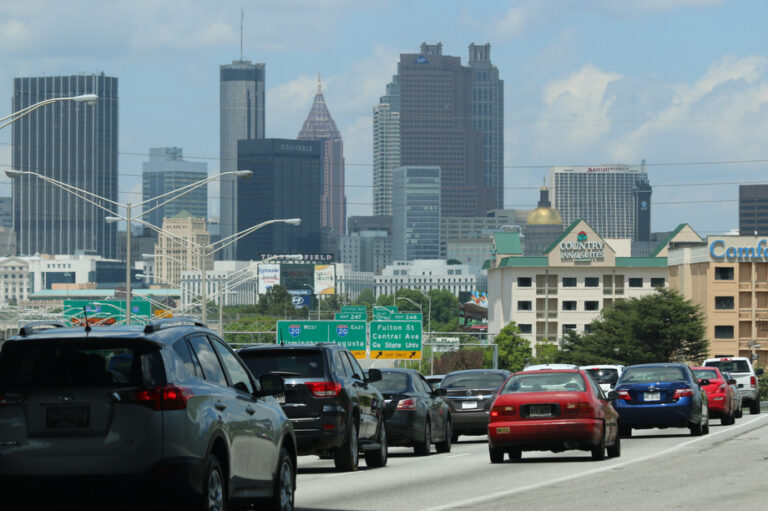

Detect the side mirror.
[
  {"left": 607, "top": 391, "right": 618, "bottom": 400},
  {"left": 366, "top": 368, "right": 382, "bottom": 384},
  {"left": 259, "top": 374, "right": 285, "bottom": 396},
  {"left": 432, "top": 388, "right": 447, "bottom": 397},
  {"left": 699, "top": 379, "right": 710, "bottom": 387},
  {"left": 756, "top": 368, "right": 764, "bottom": 376}
]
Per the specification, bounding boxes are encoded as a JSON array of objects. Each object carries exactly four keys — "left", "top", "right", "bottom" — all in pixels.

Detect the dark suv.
[
  {"left": 0, "top": 319, "right": 296, "bottom": 511},
  {"left": 237, "top": 343, "right": 388, "bottom": 471}
]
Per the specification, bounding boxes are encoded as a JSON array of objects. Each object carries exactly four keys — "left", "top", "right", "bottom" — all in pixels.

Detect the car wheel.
[
  {"left": 201, "top": 455, "right": 226, "bottom": 511},
  {"left": 702, "top": 417, "right": 710, "bottom": 435},
  {"left": 414, "top": 419, "right": 431, "bottom": 456},
  {"left": 364, "top": 420, "right": 388, "bottom": 468},
  {"left": 264, "top": 448, "right": 294, "bottom": 511},
  {"left": 736, "top": 405, "right": 743, "bottom": 418},
  {"left": 435, "top": 417, "right": 452, "bottom": 453},
  {"left": 689, "top": 418, "right": 703, "bottom": 436},
  {"left": 607, "top": 432, "right": 621, "bottom": 458},
  {"left": 489, "top": 445, "right": 504, "bottom": 463},
  {"left": 451, "top": 432, "right": 460, "bottom": 444},
  {"left": 507, "top": 448, "right": 522, "bottom": 461},
  {"left": 619, "top": 424, "right": 632, "bottom": 438},
  {"left": 591, "top": 425, "right": 606, "bottom": 461},
  {"left": 721, "top": 414, "right": 731, "bottom": 426},
  {"left": 750, "top": 400, "right": 761, "bottom": 415},
  {"left": 334, "top": 421, "right": 359, "bottom": 472}
]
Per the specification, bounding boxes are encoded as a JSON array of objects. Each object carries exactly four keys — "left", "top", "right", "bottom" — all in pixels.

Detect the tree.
[
  {"left": 353, "top": 289, "right": 375, "bottom": 307},
  {"left": 486, "top": 321, "right": 531, "bottom": 372},
  {"left": 530, "top": 342, "right": 559, "bottom": 365},
  {"left": 256, "top": 285, "right": 295, "bottom": 317},
  {"left": 559, "top": 288, "right": 708, "bottom": 365}
]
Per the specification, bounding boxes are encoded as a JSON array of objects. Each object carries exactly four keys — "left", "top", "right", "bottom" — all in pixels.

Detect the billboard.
[
  {"left": 258, "top": 263, "right": 281, "bottom": 294},
  {"left": 281, "top": 263, "right": 314, "bottom": 291},
  {"left": 314, "top": 264, "right": 336, "bottom": 295}
]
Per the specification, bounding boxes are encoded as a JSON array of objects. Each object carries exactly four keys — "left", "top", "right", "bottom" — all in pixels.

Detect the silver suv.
[
  {"left": 0, "top": 318, "right": 297, "bottom": 511},
  {"left": 703, "top": 356, "right": 764, "bottom": 415}
]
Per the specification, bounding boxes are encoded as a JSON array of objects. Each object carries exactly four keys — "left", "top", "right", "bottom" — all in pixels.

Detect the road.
[{"left": 295, "top": 412, "right": 768, "bottom": 511}]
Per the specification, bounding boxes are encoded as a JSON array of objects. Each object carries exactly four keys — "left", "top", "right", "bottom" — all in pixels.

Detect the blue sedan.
[{"left": 610, "top": 363, "right": 709, "bottom": 438}]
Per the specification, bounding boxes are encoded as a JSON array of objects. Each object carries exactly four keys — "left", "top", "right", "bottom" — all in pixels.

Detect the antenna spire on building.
[
  {"left": 240, "top": 7, "right": 244, "bottom": 61},
  {"left": 317, "top": 73, "right": 322, "bottom": 93}
]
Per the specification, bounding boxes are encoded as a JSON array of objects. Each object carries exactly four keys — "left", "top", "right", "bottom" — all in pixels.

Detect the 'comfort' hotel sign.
[{"left": 709, "top": 238, "right": 768, "bottom": 261}]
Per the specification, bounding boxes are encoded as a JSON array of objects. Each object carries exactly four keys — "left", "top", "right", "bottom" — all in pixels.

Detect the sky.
[{"left": 1, "top": 0, "right": 767, "bottom": 237}]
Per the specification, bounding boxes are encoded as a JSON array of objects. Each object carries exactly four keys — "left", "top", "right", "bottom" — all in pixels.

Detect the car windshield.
[
  {"left": 621, "top": 366, "right": 686, "bottom": 383},
  {"left": 704, "top": 360, "right": 751, "bottom": 373},
  {"left": 502, "top": 372, "right": 586, "bottom": 393},
  {"left": 441, "top": 372, "right": 506, "bottom": 390},
  {"left": 370, "top": 372, "right": 410, "bottom": 394},
  {"left": 692, "top": 369, "right": 719, "bottom": 380},
  {"left": 239, "top": 350, "right": 324, "bottom": 378},
  {"left": 585, "top": 368, "right": 619, "bottom": 385},
  {"left": 0, "top": 339, "right": 159, "bottom": 390}
]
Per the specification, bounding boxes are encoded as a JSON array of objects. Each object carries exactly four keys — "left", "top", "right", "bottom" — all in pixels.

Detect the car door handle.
[
  {"left": 245, "top": 406, "right": 256, "bottom": 415},
  {"left": 215, "top": 402, "right": 227, "bottom": 411}
]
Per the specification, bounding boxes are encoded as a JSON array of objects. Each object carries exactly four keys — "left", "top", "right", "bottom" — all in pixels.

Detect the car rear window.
[
  {"left": 704, "top": 360, "right": 751, "bottom": 373},
  {"left": 621, "top": 366, "right": 686, "bottom": 383},
  {"left": 502, "top": 372, "right": 586, "bottom": 393},
  {"left": 585, "top": 368, "right": 619, "bottom": 385},
  {"left": 441, "top": 372, "right": 506, "bottom": 390},
  {"left": 692, "top": 369, "right": 719, "bottom": 380},
  {"left": 370, "top": 372, "right": 410, "bottom": 394},
  {"left": 0, "top": 339, "right": 162, "bottom": 390},
  {"left": 239, "top": 349, "right": 325, "bottom": 379}
]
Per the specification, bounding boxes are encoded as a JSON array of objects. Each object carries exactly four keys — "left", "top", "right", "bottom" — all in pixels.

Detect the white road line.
[
  {"left": 423, "top": 414, "right": 768, "bottom": 511},
  {"left": 445, "top": 453, "right": 470, "bottom": 459}
]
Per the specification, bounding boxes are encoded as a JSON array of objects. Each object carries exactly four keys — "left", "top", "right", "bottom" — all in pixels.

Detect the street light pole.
[
  {"left": 0, "top": 93, "right": 99, "bottom": 130},
  {"left": 125, "top": 203, "right": 132, "bottom": 324}
]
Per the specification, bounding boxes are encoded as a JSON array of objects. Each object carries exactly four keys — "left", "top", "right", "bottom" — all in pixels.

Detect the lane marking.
[
  {"left": 446, "top": 453, "right": 470, "bottom": 459},
  {"left": 423, "top": 414, "right": 768, "bottom": 511}
]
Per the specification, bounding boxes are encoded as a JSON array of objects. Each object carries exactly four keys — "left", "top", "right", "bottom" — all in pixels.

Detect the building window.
[
  {"left": 517, "top": 277, "right": 532, "bottom": 287},
  {"left": 517, "top": 301, "right": 532, "bottom": 311},
  {"left": 562, "top": 301, "right": 577, "bottom": 311},
  {"left": 585, "top": 277, "right": 599, "bottom": 287},
  {"left": 584, "top": 324, "right": 593, "bottom": 334},
  {"left": 562, "top": 277, "right": 577, "bottom": 287},
  {"left": 714, "top": 326, "right": 734, "bottom": 339},
  {"left": 562, "top": 324, "right": 577, "bottom": 335},
  {"left": 628, "top": 278, "right": 643, "bottom": 288},
  {"left": 715, "top": 267, "right": 734, "bottom": 280},
  {"left": 585, "top": 301, "right": 600, "bottom": 311},
  {"left": 518, "top": 324, "right": 532, "bottom": 334},
  {"left": 715, "top": 297, "right": 735, "bottom": 310},
  {"left": 651, "top": 278, "right": 665, "bottom": 288}
]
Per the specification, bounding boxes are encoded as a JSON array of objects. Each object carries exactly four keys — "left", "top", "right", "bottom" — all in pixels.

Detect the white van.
[{"left": 580, "top": 365, "right": 626, "bottom": 395}]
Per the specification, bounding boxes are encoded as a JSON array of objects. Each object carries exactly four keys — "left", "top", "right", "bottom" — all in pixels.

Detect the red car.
[
  {"left": 488, "top": 369, "right": 620, "bottom": 462},
  {"left": 691, "top": 366, "right": 736, "bottom": 425}
]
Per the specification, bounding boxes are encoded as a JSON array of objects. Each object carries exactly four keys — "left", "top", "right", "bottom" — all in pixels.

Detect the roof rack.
[
  {"left": 18, "top": 321, "right": 68, "bottom": 337},
  {"left": 144, "top": 317, "right": 208, "bottom": 334}
]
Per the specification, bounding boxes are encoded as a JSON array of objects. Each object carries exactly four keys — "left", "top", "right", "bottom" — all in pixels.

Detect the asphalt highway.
[{"left": 294, "top": 412, "right": 768, "bottom": 511}]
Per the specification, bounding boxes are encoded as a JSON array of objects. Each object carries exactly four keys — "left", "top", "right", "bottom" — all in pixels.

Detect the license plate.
[
  {"left": 275, "top": 393, "right": 286, "bottom": 404},
  {"left": 644, "top": 392, "right": 660, "bottom": 402},
  {"left": 47, "top": 406, "right": 89, "bottom": 428},
  {"left": 496, "top": 427, "right": 510, "bottom": 434},
  {"left": 528, "top": 404, "right": 551, "bottom": 417},
  {"left": 461, "top": 401, "right": 478, "bottom": 409}
]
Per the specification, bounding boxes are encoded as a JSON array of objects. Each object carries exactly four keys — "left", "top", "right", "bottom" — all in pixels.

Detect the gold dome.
[{"left": 527, "top": 207, "right": 563, "bottom": 226}]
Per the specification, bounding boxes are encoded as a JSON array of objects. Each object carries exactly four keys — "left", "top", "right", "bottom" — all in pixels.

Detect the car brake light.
[
  {"left": 616, "top": 390, "right": 631, "bottom": 401},
  {"left": 112, "top": 385, "right": 194, "bottom": 411},
  {"left": 673, "top": 388, "right": 693, "bottom": 400},
  {"left": 716, "top": 384, "right": 727, "bottom": 394},
  {"left": 750, "top": 376, "right": 757, "bottom": 388},
  {"left": 305, "top": 381, "right": 342, "bottom": 398},
  {"left": 564, "top": 402, "right": 592, "bottom": 413},
  {"left": 490, "top": 405, "right": 516, "bottom": 419},
  {"left": 0, "top": 392, "right": 25, "bottom": 406},
  {"left": 397, "top": 398, "right": 417, "bottom": 410}
]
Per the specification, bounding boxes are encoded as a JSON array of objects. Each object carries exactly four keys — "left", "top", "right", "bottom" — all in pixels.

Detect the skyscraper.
[
  {"left": 392, "top": 166, "right": 441, "bottom": 261},
  {"left": 373, "top": 75, "right": 400, "bottom": 216},
  {"left": 739, "top": 184, "right": 768, "bottom": 235},
  {"left": 142, "top": 147, "right": 208, "bottom": 236},
  {"left": 219, "top": 60, "right": 265, "bottom": 260},
  {"left": 12, "top": 74, "right": 118, "bottom": 258},
  {"left": 298, "top": 78, "right": 346, "bottom": 235},
  {"left": 550, "top": 164, "right": 651, "bottom": 239},
  {"left": 468, "top": 43, "right": 504, "bottom": 210}
]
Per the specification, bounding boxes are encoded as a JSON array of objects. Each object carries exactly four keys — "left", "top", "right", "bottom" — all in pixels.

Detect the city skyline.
[{"left": 1, "top": 1, "right": 767, "bottom": 238}]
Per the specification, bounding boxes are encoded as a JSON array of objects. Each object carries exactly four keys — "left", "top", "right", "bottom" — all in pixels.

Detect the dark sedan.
[
  {"left": 440, "top": 369, "right": 511, "bottom": 442},
  {"left": 370, "top": 369, "right": 452, "bottom": 455}
]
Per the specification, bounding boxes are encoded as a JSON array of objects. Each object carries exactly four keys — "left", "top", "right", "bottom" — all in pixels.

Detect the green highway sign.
[
  {"left": 369, "top": 321, "right": 422, "bottom": 360},
  {"left": 63, "top": 299, "right": 151, "bottom": 325},
  {"left": 390, "top": 312, "right": 422, "bottom": 321},
  {"left": 335, "top": 312, "right": 367, "bottom": 321},
  {"left": 341, "top": 305, "right": 367, "bottom": 314},
  {"left": 373, "top": 305, "right": 397, "bottom": 320},
  {"left": 276, "top": 320, "right": 367, "bottom": 358}
]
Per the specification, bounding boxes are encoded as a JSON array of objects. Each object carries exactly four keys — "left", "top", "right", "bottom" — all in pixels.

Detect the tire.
[
  {"left": 435, "top": 417, "right": 452, "bottom": 453},
  {"left": 201, "top": 455, "right": 227, "bottom": 511},
  {"left": 607, "top": 432, "right": 621, "bottom": 458},
  {"left": 413, "top": 419, "right": 432, "bottom": 456},
  {"left": 721, "top": 413, "right": 732, "bottom": 426},
  {"left": 264, "top": 448, "right": 295, "bottom": 511},
  {"left": 703, "top": 418, "right": 710, "bottom": 435},
  {"left": 750, "top": 400, "right": 761, "bottom": 415},
  {"left": 619, "top": 424, "right": 632, "bottom": 438},
  {"left": 689, "top": 418, "right": 703, "bottom": 436},
  {"left": 591, "top": 425, "right": 606, "bottom": 461},
  {"left": 489, "top": 445, "right": 504, "bottom": 463},
  {"left": 736, "top": 405, "right": 743, "bottom": 419},
  {"left": 451, "top": 433, "right": 460, "bottom": 444},
  {"left": 364, "top": 420, "right": 388, "bottom": 468},
  {"left": 334, "top": 421, "right": 359, "bottom": 472},
  {"left": 507, "top": 448, "right": 522, "bottom": 461}
]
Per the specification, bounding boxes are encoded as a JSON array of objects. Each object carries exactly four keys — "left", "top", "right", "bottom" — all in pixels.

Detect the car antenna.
[{"left": 82, "top": 307, "right": 92, "bottom": 333}]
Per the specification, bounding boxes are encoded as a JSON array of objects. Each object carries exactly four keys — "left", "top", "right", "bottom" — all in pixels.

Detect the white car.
[
  {"left": 703, "top": 357, "right": 763, "bottom": 415},
  {"left": 580, "top": 365, "right": 625, "bottom": 395}
]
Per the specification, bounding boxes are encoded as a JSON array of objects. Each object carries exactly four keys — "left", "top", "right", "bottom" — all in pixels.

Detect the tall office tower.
[
  {"left": 12, "top": 74, "right": 118, "bottom": 258},
  {"left": 298, "top": 78, "right": 346, "bottom": 235},
  {"left": 550, "top": 164, "right": 651, "bottom": 239},
  {"left": 399, "top": 43, "right": 493, "bottom": 217},
  {"left": 236, "top": 139, "right": 322, "bottom": 258},
  {"left": 739, "top": 184, "right": 768, "bottom": 235},
  {"left": 468, "top": 43, "right": 504, "bottom": 209},
  {"left": 373, "top": 75, "right": 400, "bottom": 216},
  {"left": 219, "top": 60, "right": 265, "bottom": 260},
  {"left": 633, "top": 178, "right": 652, "bottom": 241},
  {"left": 142, "top": 147, "right": 208, "bottom": 236},
  {"left": 392, "top": 166, "right": 441, "bottom": 261},
  {"left": 154, "top": 213, "right": 212, "bottom": 286}
]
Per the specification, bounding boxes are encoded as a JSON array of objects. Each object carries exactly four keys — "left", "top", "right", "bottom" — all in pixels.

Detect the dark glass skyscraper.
[
  {"left": 740, "top": 184, "right": 768, "bottom": 235},
  {"left": 219, "top": 60, "right": 265, "bottom": 260},
  {"left": 12, "top": 74, "right": 118, "bottom": 257},
  {"left": 236, "top": 139, "right": 322, "bottom": 259}
]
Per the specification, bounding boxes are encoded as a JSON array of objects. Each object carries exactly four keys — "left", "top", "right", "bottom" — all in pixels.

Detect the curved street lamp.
[{"left": 1, "top": 93, "right": 99, "bottom": 130}]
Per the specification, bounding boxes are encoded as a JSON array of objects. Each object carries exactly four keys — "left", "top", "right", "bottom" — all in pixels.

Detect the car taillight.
[
  {"left": 564, "top": 402, "right": 592, "bottom": 413},
  {"left": 673, "top": 388, "right": 693, "bottom": 401},
  {"left": 0, "top": 392, "right": 25, "bottom": 406},
  {"left": 715, "top": 384, "right": 727, "bottom": 394},
  {"left": 305, "top": 381, "right": 342, "bottom": 398},
  {"left": 112, "top": 385, "right": 194, "bottom": 411},
  {"left": 750, "top": 376, "right": 757, "bottom": 388},
  {"left": 616, "top": 390, "right": 631, "bottom": 401},
  {"left": 396, "top": 398, "right": 417, "bottom": 410},
  {"left": 490, "top": 405, "right": 516, "bottom": 420}
]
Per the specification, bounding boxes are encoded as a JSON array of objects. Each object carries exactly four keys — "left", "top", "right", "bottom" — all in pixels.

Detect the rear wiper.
[{"left": 268, "top": 370, "right": 302, "bottom": 377}]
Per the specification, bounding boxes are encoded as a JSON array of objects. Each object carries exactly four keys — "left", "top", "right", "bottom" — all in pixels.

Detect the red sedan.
[
  {"left": 692, "top": 367, "right": 736, "bottom": 425},
  {"left": 488, "top": 369, "right": 620, "bottom": 462}
]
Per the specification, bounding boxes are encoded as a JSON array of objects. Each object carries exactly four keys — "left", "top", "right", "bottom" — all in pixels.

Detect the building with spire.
[
  {"left": 524, "top": 186, "right": 563, "bottom": 256},
  {"left": 298, "top": 77, "right": 346, "bottom": 235}
]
